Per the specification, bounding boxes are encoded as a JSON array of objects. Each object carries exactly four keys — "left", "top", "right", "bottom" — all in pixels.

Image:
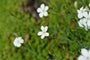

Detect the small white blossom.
[
  {"left": 38, "top": 26, "right": 49, "bottom": 39},
  {"left": 83, "top": 12, "right": 90, "bottom": 29},
  {"left": 13, "top": 37, "right": 24, "bottom": 47},
  {"left": 77, "top": 6, "right": 90, "bottom": 31},
  {"left": 77, "top": 7, "right": 87, "bottom": 18},
  {"left": 37, "top": 4, "right": 49, "bottom": 18},
  {"left": 78, "top": 18, "right": 88, "bottom": 30},
  {"left": 78, "top": 48, "right": 90, "bottom": 60}
]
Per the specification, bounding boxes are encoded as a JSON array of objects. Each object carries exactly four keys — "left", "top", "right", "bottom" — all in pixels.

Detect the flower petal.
[
  {"left": 39, "top": 13, "right": 43, "bottom": 18},
  {"left": 16, "top": 43, "right": 21, "bottom": 47},
  {"left": 80, "top": 7, "right": 83, "bottom": 10},
  {"left": 78, "top": 14, "right": 83, "bottom": 18},
  {"left": 88, "top": 50, "right": 90, "bottom": 56},
  {"left": 83, "top": 12, "right": 88, "bottom": 18},
  {"left": 18, "top": 37, "right": 22, "bottom": 40},
  {"left": 41, "top": 26, "right": 44, "bottom": 31},
  {"left": 77, "top": 10, "right": 80, "bottom": 14},
  {"left": 43, "top": 12, "right": 48, "bottom": 16},
  {"left": 87, "top": 20, "right": 90, "bottom": 26},
  {"left": 40, "top": 4, "right": 45, "bottom": 10},
  {"left": 44, "top": 33, "right": 49, "bottom": 36},
  {"left": 44, "top": 26, "right": 48, "bottom": 32},
  {"left": 38, "top": 32, "right": 43, "bottom": 36},
  {"left": 41, "top": 35, "right": 45, "bottom": 39},
  {"left": 89, "top": 3, "right": 90, "bottom": 7},
  {"left": 20, "top": 39, "right": 24, "bottom": 43},
  {"left": 81, "top": 48, "right": 88, "bottom": 56},
  {"left": 78, "top": 20, "right": 84, "bottom": 27},
  {"left": 78, "top": 55, "right": 86, "bottom": 60},
  {"left": 45, "top": 6, "right": 49, "bottom": 11},
  {"left": 37, "top": 8, "right": 42, "bottom": 13},
  {"left": 89, "top": 12, "right": 90, "bottom": 16}
]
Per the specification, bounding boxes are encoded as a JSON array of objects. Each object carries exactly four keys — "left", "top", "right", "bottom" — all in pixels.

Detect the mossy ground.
[{"left": 0, "top": 0, "right": 90, "bottom": 60}]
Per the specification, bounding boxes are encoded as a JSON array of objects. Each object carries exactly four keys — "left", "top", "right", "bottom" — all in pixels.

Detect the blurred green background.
[{"left": 0, "top": 0, "right": 90, "bottom": 60}]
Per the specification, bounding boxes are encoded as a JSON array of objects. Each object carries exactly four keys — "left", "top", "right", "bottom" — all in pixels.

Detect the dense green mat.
[{"left": 0, "top": 0, "right": 90, "bottom": 60}]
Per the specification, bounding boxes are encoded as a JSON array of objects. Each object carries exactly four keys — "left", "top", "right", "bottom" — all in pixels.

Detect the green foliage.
[{"left": 0, "top": 0, "right": 90, "bottom": 60}]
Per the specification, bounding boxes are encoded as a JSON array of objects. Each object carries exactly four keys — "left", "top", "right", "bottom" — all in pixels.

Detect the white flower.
[
  {"left": 83, "top": 12, "right": 90, "bottom": 28},
  {"left": 77, "top": 6, "right": 90, "bottom": 30},
  {"left": 83, "top": 12, "right": 90, "bottom": 20},
  {"left": 37, "top": 4, "right": 49, "bottom": 18},
  {"left": 78, "top": 48, "right": 90, "bottom": 60},
  {"left": 38, "top": 26, "right": 49, "bottom": 39},
  {"left": 13, "top": 37, "right": 24, "bottom": 47},
  {"left": 77, "top": 7, "right": 87, "bottom": 18},
  {"left": 78, "top": 18, "right": 88, "bottom": 30}
]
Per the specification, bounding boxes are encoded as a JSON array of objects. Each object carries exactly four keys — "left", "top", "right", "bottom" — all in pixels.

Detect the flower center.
[
  {"left": 17, "top": 40, "right": 20, "bottom": 44},
  {"left": 42, "top": 9, "right": 45, "bottom": 12},
  {"left": 86, "top": 56, "right": 90, "bottom": 60},
  {"left": 81, "top": 10, "right": 84, "bottom": 13},
  {"left": 43, "top": 31, "right": 46, "bottom": 34}
]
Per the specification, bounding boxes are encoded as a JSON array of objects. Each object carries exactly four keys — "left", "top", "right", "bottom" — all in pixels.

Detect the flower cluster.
[
  {"left": 13, "top": 4, "right": 49, "bottom": 47},
  {"left": 77, "top": 5, "right": 90, "bottom": 31},
  {"left": 12, "top": 3, "right": 90, "bottom": 60},
  {"left": 37, "top": 4, "right": 49, "bottom": 39},
  {"left": 78, "top": 48, "right": 90, "bottom": 60}
]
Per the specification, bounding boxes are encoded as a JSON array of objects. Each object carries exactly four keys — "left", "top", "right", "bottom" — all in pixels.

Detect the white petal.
[
  {"left": 78, "top": 18, "right": 88, "bottom": 29},
  {"left": 78, "top": 20, "right": 84, "bottom": 27},
  {"left": 45, "top": 6, "right": 49, "bottom": 11},
  {"left": 39, "top": 13, "right": 43, "bottom": 18},
  {"left": 16, "top": 43, "right": 21, "bottom": 47},
  {"left": 20, "top": 39, "right": 24, "bottom": 43},
  {"left": 89, "top": 3, "right": 90, "bottom": 7},
  {"left": 44, "top": 26, "right": 48, "bottom": 32},
  {"left": 43, "top": 12, "right": 48, "bottom": 16},
  {"left": 13, "top": 40, "right": 16, "bottom": 46},
  {"left": 41, "top": 26, "right": 44, "bottom": 31},
  {"left": 81, "top": 48, "right": 88, "bottom": 56},
  {"left": 77, "top": 10, "right": 80, "bottom": 14},
  {"left": 80, "top": 7, "right": 83, "bottom": 10},
  {"left": 40, "top": 4, "right": 45, "bottom": 10},
  {"left": 38, "top": 32, "right": 43, "bottom": 36},
  {"left": 87, "top": 20, "right": 90, "bottom": 26},
  {"left": 78, "top": 55, "right": 86, "bottom": 60},
  {"left": 41, "top": 35, "right": 45, "bottom": 39},
  {"left": 37, "top": 8, "right": 42, "bottom": 13},
  {"left": 17, "top": 37, "right": 24, "bottom": 43},
  {"left": 78, "top": 14, "right": 83, "bottom": 18},
  {"left": 18, "top": 37, "right": 22, "bottom": 39},
  {"left": 83, "top": 12, "right": 88, "bottom": 18},
  {"left": 83, "top": 8, "right": 87, "bottom": 11},
  {"left": 88, "top": 50, "right": 90, "bottom": 56},
  {"left": 44, "top": 33, "right": 49, "bottom": 36}
]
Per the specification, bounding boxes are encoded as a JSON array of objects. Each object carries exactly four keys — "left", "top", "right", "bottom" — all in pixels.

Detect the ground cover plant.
[{"left": 0, "top": 0, "right": 90, "bottom": 60}]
